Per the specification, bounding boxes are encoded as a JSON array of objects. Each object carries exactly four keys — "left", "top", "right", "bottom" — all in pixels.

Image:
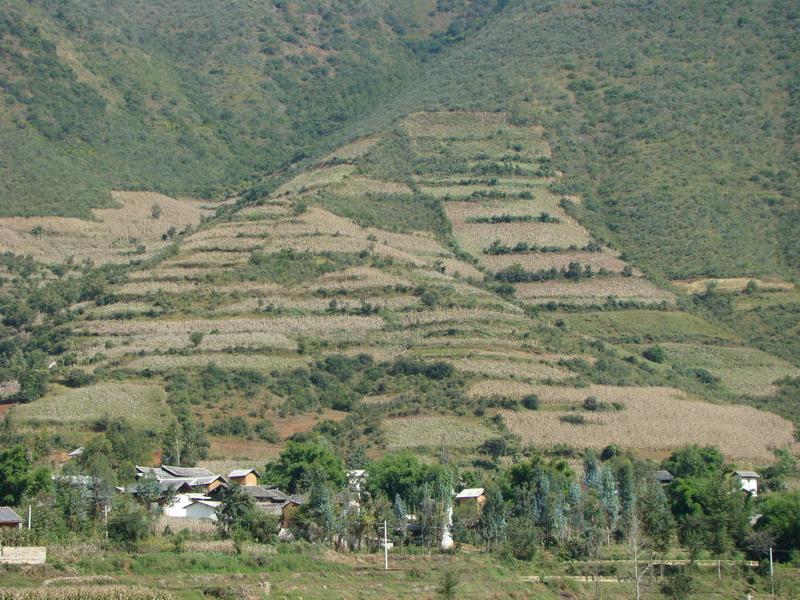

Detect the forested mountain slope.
[
  {"left": 343, "top": 0, "right": 800, "bottom": 280},
  {"left": 0, "top": 0, "right": 502, "bottom": 216}
]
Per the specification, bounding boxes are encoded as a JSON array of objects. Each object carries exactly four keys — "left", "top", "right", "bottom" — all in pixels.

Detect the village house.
[
  {"left": 0, "top": 507, "right": 23, "bottom": 529},
  {"left": 734, "top": 470, "right": 760, "bottom": 496},
  {"left": 227, "top": 468, "right": 260, "bottom": 486},
  {"left": 163, "top": 493, "right": 213, "bottom": 518},
  {"left": 455, "top": 488, "right": 486, "bottom": 506},
  {"left": 183, "top": 499, "right": 220, "bottom": 521},
  {"left": 135, "top": 465, "right": 224, "bottom": 495},
  {"left": 653, "top": 470, "right": 674, "bottom": 484}
]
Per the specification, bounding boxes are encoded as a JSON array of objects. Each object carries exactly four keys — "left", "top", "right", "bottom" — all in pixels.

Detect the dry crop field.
[
  {"left": 499, "top": 387, "right": 796, "bottom": 464},
  {"left": 673, "top": 276, "right": 795, "bottom": 294},
  {"left": 0, "top": 192, "right": 213, "bottom": 264}
]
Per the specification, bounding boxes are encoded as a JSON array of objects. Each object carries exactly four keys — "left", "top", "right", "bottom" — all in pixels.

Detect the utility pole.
[
  {"left": 27, "top": 505, "right": 31, "bottom": 530},
  {"left": 104, "top": 505, "right": 109, "bottom": 540},
  {"left": 383, "top": 520, "right": 388, "bottom": 571},
  {"left": 769, "top": 547, "right": 774, "bottom": 597}
]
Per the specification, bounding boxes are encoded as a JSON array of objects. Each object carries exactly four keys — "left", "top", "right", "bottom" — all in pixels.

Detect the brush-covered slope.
[
  {"left": 345, "top": 0, "right": 800, "bottom": 280},
  {"left": 0, "top": 0, "right": 502, "bottom": 217}
]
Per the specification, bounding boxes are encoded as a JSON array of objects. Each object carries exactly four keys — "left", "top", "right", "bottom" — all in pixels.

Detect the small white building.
[
  {"left": 735, "top": 471, "right": 760, "bottom": 496},
  {"left": 184, "top": 500, "right": 220, "bottom": 521},
  {"left": 163, "top": 494, "right": 213, "bottom": 518}
]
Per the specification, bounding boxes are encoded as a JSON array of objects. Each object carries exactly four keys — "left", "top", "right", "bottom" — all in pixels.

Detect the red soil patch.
[{"left": 272, "top": 409, "right": 348, "bottom": 438}]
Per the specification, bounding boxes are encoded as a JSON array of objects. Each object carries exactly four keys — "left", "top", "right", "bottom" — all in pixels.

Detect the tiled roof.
[
  {"left": 228, "top": 468, "right": 259, "bottom": 478},
  {"left": 0, "top": 506, "right": 23, "bottom": 523},
  {"left": 456, "top": 488, "right": 485, "bottom": 499}
]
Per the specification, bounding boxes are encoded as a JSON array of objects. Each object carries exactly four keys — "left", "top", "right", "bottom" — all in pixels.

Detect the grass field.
[
  {"left": 557, "top": 310, "right": 736, "bottom": 343},
  {"left": 383, "top": 416, "right": 494, "bottom": 450},
  {"left": 12, "top": 383, "right": 169, "bottom": 428}
]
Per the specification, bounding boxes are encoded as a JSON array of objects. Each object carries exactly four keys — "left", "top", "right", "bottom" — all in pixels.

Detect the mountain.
[
  {"left": 2, "top": 1, "right": 798, "bottom": 279},
  {"left": 1, "top": 1, "right": 799, "bottom": 471}
]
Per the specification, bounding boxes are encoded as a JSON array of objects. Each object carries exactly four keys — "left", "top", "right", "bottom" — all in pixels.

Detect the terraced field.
[
  {"left": 398, "top": 112, "right": 674, "bottom": 308},
  {"left": 7, "top": 111, "right": 797, "bottom": 468}
]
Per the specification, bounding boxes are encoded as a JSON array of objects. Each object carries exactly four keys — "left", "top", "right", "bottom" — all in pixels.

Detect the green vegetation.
[
  {"left": 316, "top": 192, "right": 451, "bottom": 236},
  {"left": 0, "top": 0, "right": 502, "bottom": 216}
]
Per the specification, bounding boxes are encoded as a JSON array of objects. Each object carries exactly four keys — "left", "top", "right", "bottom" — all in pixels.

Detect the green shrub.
[{"left": 642, "top": 345, "right": 666, "bottom": 363}]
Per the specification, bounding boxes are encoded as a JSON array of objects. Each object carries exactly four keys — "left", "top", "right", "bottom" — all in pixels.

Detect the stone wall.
[{"left": 0, "top": 546, "right": 47, "bottom": 565}]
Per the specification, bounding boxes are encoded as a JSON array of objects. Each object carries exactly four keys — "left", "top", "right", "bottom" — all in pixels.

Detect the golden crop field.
[
  {"left": 450, "top": 358, "right": 572, "bottom": 381},
  {"left": 481, "top": 250, "right": 630, "bottom": 274},
  {"left": 115, "top": 280, "right": 284, "bottom": 297},
  {"left": 124, "top": 353, "right": 309, "bottom": 372},
  {"left": 0, "top": 191, "right": 212, "bottom": 265},
  {"left": 13, "top": 383, "right": 170, "bottom": 428},
  {"left": 80, "top": 315, "right": 386, "bottom": 338},
  {"left": 469, "top": 383, "right": 683, "bottom": 404},
  {"left": 391, "top": 308, "right": 526, "bottom": 328},
  {"left": 330, "top": 176, "right": 413, "bottom": 196},
  {"left": 501, "top": 389, "right": 796, "bottom": 463},
  {"left": 514, "top": 278, "right": 675, "bottom": 304},
  {"left": 317, "top": 134, "right": 380, "bottom": 163}
]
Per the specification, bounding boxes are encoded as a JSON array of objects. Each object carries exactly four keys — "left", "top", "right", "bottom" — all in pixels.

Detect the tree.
[
  {"left": 629, "top": 515, "right": 659, "bottom": 600},
  {"left": 0, "top": 445, "right": 50, "bottom": 505},
  {"left": 505, "top": 516, "right": 538, "bottom": 560},
  {"left": 214, "top": 484, "right": 276, "bottom": 543},
  {"left": 642, "top": 345, "right": 666, "bottom": 363},
  {"left": 663, "top": 445, "right": 724, "bottom": 479},
  {"left": 108, "top": 500, "right": 151, "bottom": 552},
  {"left": 756, "top": 490, "right": 800, "bottom": 557},
  {"left": 137, "top": 470, "right": 162, "bottom": 507},
  {"left": 583, "top": 450, "right": 602, "bottom": 491},
  {"left": 264, "top": 440, "right": 345, "bottom": 493},
  {"left": 599, "top": 466, "right": 620, "bottom": 541},
  {"left": 638, "top": 481, "right": 674, "bottom": 555},
  {"left": 477, "top": 437, "right": 515, "bottom": 462},
  {"left": 616, "top": 461, "right": 636, "bottom": 536},
  {"left": 479, "top": 486, "right": 507, "bottom": 551},
  {"left": 366, "top": 453, "right": 428, "bottom": 505},
  {"left": 303, "top": 473, "right": 337, "bottom": 544},
  {"left": 521, "top": 394, "right": 539, "bottom": 410},
  {"left": 437, "top": 568, "right": 460, "bottom": 600},
  {"left": 150, "top": 204, "right": 161, "bottom": 219},
  {"left": 189, "top": 331, "right": 204, "bottom": 348},
  {"left": 661, "top": 568, "right": 695, "bottom": 600}
]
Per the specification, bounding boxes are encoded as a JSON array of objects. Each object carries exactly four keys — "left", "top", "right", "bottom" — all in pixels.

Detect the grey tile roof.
[
  {"left": 0, "top": 506, "right": 23, "bottom": 523},
  {"left": 240, "top": 485, "right": 289, "bottom": 503},
  {"left": 735, "top": 470, "right": 760, "bottom": 479},
  {"left": 228, "top": 468, "right": 260, "bottom": 478},
  {"left": 160, "top": 465, "right": 217, "bottom": 478},
  {"left": 653, "top": 470, "right": 674, "bottom": 482}
]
